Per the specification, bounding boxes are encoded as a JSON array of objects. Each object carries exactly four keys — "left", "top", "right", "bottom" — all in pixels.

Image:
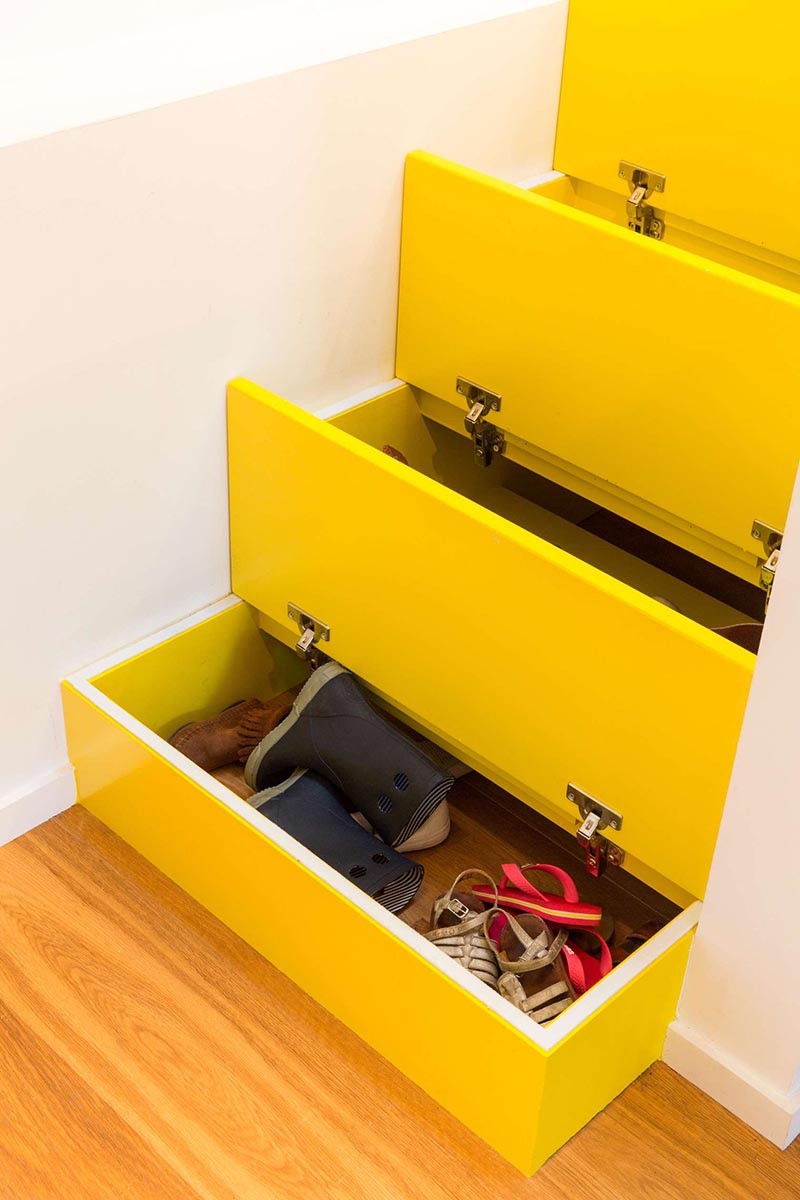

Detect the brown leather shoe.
[
  {"left": 382, "top": 444, "right": 409, "bottom": 465},
  {"left": 715, "top": 623, "right": 763, "bottom": 653},
  {"left": 169, "top": 689, "right": 300, "bottom": 772}
]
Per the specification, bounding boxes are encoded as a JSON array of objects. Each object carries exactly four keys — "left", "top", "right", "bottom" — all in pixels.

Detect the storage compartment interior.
[
  {"left": 531, "top": 174, "right": 800, "bottom": 296},
  {"left": 331, "top": 386, "right": 763, "bottom": 637},
  {"left": 395, "top": 152, "right": 800, "bottom": 582},
  {"left": 90, "top": 601, "right": 683, "bottom": 1002},
  {"left": 215, "top": 758, "right": 679, "bottom": 955}
]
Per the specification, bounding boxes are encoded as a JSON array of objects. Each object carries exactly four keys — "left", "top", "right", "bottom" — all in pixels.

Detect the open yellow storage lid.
[
  {"left": 396, "top": 151, "right": 800, "bottom": 578},
  {"left": 555, "top": 0, "right": 800, "bottom": 262}
]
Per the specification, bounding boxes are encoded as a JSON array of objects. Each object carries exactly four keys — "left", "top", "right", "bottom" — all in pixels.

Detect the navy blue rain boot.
[
  {"left": 245, "top": 663, "right": 452, "bottom": 851},
  {"left": 251, "top": 769, "right": 424, "bottom": 914}
]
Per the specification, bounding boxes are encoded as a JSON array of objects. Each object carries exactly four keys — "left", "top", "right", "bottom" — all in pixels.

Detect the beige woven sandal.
[
  {"left": 424, "top": 870, "right": 501, "bottom": 991},
  {"left": 495, "top": 910, "right": 576, "bottom": 1025}
]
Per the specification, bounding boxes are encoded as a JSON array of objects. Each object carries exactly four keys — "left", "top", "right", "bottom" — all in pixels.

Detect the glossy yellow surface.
[
  {"left": 94, "top": 602, "right": 307, "bottom": 739},
  {"left": 229, "top": 379, "right": 754, "bottom": 899},
  {"left": 555, "top": 0, "right": 800, "bottom": 262},
  {"left": 532, "top": 175, "right": 800, "bottom": 297},
  {"left": 415, "top": 389, "right": 760, "bottom": 587},
  {"left": 62, "top": 602, "right": 693, "bottom": 1174},
  {"left": 395, "top": 152, "right": 800, "bottom": 566}
]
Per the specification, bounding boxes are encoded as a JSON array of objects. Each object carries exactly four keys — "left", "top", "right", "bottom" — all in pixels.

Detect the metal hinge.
[
  {"left": 751, "top": 521, "right": 783, "bottom": 606},
  {"left": 288, "top": 603, "right": 330, "bottom": 666},
  {"left": 619, "top": 161, "right": 666, "bottom": 240},
  {"left": 567, "top": 783, "right": 625, "bottom": 878},
  {"left": 456, "top": 377, "right": 505, "bottom": 467}
]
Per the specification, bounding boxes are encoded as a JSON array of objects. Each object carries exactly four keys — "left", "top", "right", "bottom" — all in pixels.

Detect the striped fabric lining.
[
  {"left": 376, "top": 863, "right": 424, "bottom": 913},
  {"left": 393, "top": 777, "right": 454, "bottom": 848}
]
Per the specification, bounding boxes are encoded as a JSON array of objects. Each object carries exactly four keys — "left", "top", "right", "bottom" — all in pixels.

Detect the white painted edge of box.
[
  {"left": 66, "top": 594, "right": 700, "bottom": 1054},
  {"left": 664, "top": 1021, "right": 800, "bottom": 1149},
  {"left": 313, "top": 378, "right": 406, "bottom": 421},
  {"left": 0, "top": 763, "right": 76, "bottom": 849},
  {"left": 515, "top": 168, "right": 563, "bottom": 191}
]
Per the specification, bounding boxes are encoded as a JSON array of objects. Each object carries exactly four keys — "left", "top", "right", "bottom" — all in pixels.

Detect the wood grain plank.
[
  {"left": 0, "top": 808, "right": 797, "bottom": 1199},
  {"left": 0, "top": 998, "right": 202, "bottom": 1200}
]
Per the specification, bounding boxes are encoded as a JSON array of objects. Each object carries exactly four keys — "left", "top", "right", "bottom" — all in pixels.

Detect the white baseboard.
[
  {"left": 665, "top": 1021, "right": 800, "bottom": 1149},
  {"left": 0, "top": 764, "right": 76, "bottom": 848}
]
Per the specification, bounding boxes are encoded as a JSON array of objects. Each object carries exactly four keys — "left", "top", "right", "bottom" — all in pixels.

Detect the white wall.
[
  {"left": 0, "top": 5, "right": 568, "bottom": 812},
  {"left": 1, "top": 0, "right": 561, "bottom": 148},
  {"left": 665, "top": 474, "right": 800, "bottom": 1146}
]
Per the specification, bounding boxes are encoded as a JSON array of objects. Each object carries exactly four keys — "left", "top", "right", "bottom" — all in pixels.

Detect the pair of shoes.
[
  {"left": 170, "top": 662, "right": 455, "bottom": 914},
  {"left": 244, "top": 664, "right": 455, "bottom": 912},
  {"left": 423, "top": 871, "right": 575, "bottom": 1024},
  {"left": 425, "top": 865, "right": 613, "bottom": 1026},
  {"left": 243, "top": 662, "right": 454, "bottom": 853}
]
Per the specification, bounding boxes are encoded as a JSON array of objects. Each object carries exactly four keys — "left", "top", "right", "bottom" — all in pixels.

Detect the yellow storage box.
[{"left": 64, "top": 598, "right": 697, "bottom": 1176}]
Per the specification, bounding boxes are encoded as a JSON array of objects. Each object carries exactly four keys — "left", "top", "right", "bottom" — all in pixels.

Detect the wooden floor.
[{"left": 0, "top": 808, "right": 797, "bottom": 1200}]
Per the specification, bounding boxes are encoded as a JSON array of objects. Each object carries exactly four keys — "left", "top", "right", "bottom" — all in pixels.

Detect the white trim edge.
[
  {"left": 312, "top": 379, "right": 406, "bottom": 422},
  {"left": 0, "top": 763, "right": 76, "bottom": 848},
  {"left": 664, "top": 1021, "right": 800, "bottom": 1149},
  {"left": 515, "top": 168, "right": 563, "bottom": 190}
]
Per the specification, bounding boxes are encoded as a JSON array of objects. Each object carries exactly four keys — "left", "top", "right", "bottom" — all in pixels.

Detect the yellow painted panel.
[
  {"left": 61, "top": 679, "right": 548, "bottom": 1172},
  {"left": 93, "top": 602, "right": 307, "bottom": 738},
  {"left": 555, "top": 1, "right": 800, "bottom": 261},
  {"left": 396, "top": 152, "right": 800, "bottom": 559},
  {"left": 530, "top": 931, "right": 693, "bottom": 1173},
  {"left": 531, "top": 175, "right": 800, "bottom": 296},
  {"left": 336, "top": 387, "right": 751, "bottom": 629},
  {"left": 257, "top": 606, "right": 695, "bottom": 913},
  {"left": 228, "top": 378, "right": 754, "bottom": 898},
  {"left": 415, "top": 388, "right": 764, "bottom": 587}
]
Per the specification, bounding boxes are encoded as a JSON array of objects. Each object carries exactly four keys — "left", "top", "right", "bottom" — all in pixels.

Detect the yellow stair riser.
[
  {"left": 395, "top": 152, "right": 800, "bottom": 569},
  {"left": 228, "top": 379, "right": 754, "bottom": 900},
  {"left": 555, "top": 0, "right": 800, "bottom": 262}
]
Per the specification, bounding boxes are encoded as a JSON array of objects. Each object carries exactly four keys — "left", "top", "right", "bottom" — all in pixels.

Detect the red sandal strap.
[
  {"left": 502, "top": 863, "right": 580, "bottom": 903},
  {"left": 562, "top": 931, "right": 613, "bottom": 995},
  {"left": 472, "top": 862, "right": 603, "bottom": 929}
]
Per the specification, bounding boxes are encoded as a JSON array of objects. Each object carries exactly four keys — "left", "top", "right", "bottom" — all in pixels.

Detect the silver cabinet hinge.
[
  {"left": 567, "top": 783, "right": 625, "bottom": 877},
  {"left": 751, "top": 521, "right": 783, "bottom": 606},
  {"left": 288, "top": 603, "right": 330, "bottom": 666},
  {"left": 456, "top": 377, "right": 505, "bottom": 467},
  {"left": 619, "top": 161, "right": 666, "bottom": 240}
]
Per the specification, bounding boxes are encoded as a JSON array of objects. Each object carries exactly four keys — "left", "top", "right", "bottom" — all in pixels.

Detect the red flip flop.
[
  {"left": 561, "top": 931, "right": 613, "bottom": 995},
  {"left": 472, "top": 863, "right": 603, "bottom": 930}
]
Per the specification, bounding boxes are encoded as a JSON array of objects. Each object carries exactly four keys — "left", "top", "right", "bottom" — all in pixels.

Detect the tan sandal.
[
  {"left": 424, "top": 870, "right": 501, "bottom": 991},
  {"left": 495, "top": 911, "right": 576, "bottom": 1025}
]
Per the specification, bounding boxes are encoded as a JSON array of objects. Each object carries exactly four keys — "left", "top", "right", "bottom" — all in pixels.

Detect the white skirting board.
[
  {"left": 0, "top": 764, "right": 76, "bottom": 848},
  {"left": 664, "top": 1021, "right": 800, "bottom": 1149}
]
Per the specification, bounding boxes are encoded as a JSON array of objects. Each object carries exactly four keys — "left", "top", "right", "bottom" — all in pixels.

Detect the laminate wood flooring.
[{"left": 0, "top": 807, "right": 796, "bottom": 1200}]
